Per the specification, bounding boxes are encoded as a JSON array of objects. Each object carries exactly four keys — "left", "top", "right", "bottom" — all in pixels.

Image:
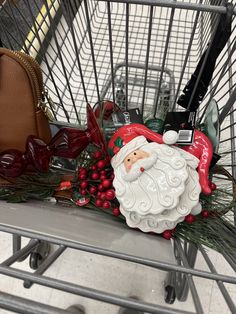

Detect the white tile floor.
[{"left": 0, "top": 231, "right": 235, "bottom": 314}]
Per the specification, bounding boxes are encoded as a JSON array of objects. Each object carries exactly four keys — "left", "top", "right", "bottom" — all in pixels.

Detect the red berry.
[
  {"left": 162, "top": 230, "right": 172, "bottom": 240},
  {"left": 201, "top": 210, "right": 210, "bottom": 218},
  {"left": 102, "top": 179, "right": 111, "bottom": 188},
  {"left": 93, "top": 151, "right": 102, "bottom": 159},
  {"left": 80, "top": 181, "right": 88, "bottom": 189},
  {"left": 79, "top": 167, "right": 87, "bottom": 174},
  {"left": 95, "top": 199, "right": 103, "bottom": 207},
  {"left": 97, "top": 160, "right": 107, "bottom": 169},
  {"left": 113, "top": 207, "right": 120, "bottom": 217},
  {"left": 185, "top": 214, "right": 196, "bottom": 224},
  {"left": 100, "top": 174, "right": 107, "bottom": 180},
  {"left": 80, "top": 189, "right": 87, "bottom": 196},
  {"left": 90, "top": 165, "right": 97, "bottom": 171},
  {"left": 78, "top": 173, "right": 87, "bottom": 181},
  {"left": 110, "top": 173, "right": 115, "bottom": 180},
  {"left": 105, "top": 189, "right": 115, "bottom": 200},
  {"left": 100, "top": 170, "right": 106, "bottom": 175},
  {"left": 97, "top": 191, "right": 102, "bottom": 197},
  {"left": 98, "top": 184, "right": 104, "bottom": 191},
  {"left": 100, "top": 192, "right": 107, "bottom": 200},
  {"left": 103, "top": 201, "right": 111, "bottom": 209},
  {"left": 209, "top": 181, "right": 217, "bottom": 191},
  {"left": 91, "top": 172, "right": 100, "bottom": 180},
  {"left": 89, "top": 186, "right": 97, "bottom": 195}
]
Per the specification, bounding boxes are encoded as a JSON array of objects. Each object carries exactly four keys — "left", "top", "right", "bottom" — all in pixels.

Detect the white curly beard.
[{"left": 113, "top": 142, "right": 201, "bottom": 233}]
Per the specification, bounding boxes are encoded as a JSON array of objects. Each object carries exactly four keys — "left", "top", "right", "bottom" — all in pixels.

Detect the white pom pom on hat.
[{"left": 163, "top": 130, "right": 179, "bottom": 145}]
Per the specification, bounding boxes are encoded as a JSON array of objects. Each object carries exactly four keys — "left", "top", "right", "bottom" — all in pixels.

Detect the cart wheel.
[
  {"left": 29, "top": 252, "right": 43, "bottom": 270},
  {"left": 165, "top": 285, "right": 176, "bottom": 304}
]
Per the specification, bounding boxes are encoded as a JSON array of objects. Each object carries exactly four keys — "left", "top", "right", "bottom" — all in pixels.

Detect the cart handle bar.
[{"left": 98, "top": 0, "right": 236, "bottom": 15}]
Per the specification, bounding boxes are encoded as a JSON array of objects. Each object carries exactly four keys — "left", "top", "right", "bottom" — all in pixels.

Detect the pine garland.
[{"left": 0, "top": 148, "right": 235, "bottom": 255}]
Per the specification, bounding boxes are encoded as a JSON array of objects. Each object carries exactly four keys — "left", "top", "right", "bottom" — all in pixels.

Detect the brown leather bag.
[{"left": 0, "top": 48, "right": 52, "bottom": 153}]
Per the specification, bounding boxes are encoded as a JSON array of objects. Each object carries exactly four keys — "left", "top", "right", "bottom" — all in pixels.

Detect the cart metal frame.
[{"left": 0, "top": 0, "right": 236, "bottom": 313}]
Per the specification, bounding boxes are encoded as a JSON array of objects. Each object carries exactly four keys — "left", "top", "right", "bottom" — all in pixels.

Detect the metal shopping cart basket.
[{"left": 0, "top": 0, "right": 236, "bottom": 313}]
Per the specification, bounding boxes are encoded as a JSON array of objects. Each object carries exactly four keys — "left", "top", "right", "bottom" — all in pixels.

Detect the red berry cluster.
[
  {"left": 77, "top": 150, "right": 120, "bottom": 217},
  {"left": 162, "top": 214, "right": 197, "bottom": 240},
  {"left": 162, "top": 208, "right": 213, "bottom": 240}
]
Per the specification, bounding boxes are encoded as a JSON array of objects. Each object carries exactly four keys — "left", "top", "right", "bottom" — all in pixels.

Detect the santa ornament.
[{"left": 108, "top": 124, "right": 213, "bottom": 233}]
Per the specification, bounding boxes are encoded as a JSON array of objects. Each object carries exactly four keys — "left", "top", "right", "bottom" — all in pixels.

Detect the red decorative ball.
[
  {"left": 80, "top": 189, "right": 87, "bottom": 196},
  {"left": 201, "top": 210, "right": 210, "bottom": 218},
  {"left": 162, "top": 230, "right": 172, "bottom": 240},
  {"left": 78, "top": 173, "right": 87, "bottom": 181},
  {"left": 93, "top": 150, "right": 102, "bottom": 159},
  {"left": 80, "top": 180, "right": 88, "bottom": 189},
  {"left": 97, "top": 191, "right": 102, "bottom": 197},
  {"left": 105, "top": 189, "right": 115, "bottom": 200},
  {"left": 98, "top": 184, "right": 105, "bottom": 191},
  {"left": 95, "top": 198, "right": 103, "bottom": 207},
  {"left": 100, "top": 170, "right": 106, "bottom": 175},
  {"left": 79, "top": 167, "right": 87, "bottom": 174},
  {"left": 97, "top": 159, "right": 107, "bottom": 169},
  {"left": 90, "top": 165, "right": 97, "bottom": 171},
  {"left": 102, "top": 201, "right": 111, "bottom": 209},
  {"left": 100, "top": 174, "right": 107, "bottom": 180},
  {"left": 113, "top": 207, "right": 120, "bottom": 217},
  {"left": 185, "top": 214, "right": 196, "bottom": 224},
  {"left": 91, "top": 172, "right": 100, "bottom": 180},
  {"left": 100, "top": 192, "right": 107, "bottom": 200},
  {"left": 102, "top": 179, "right": 111, "bottom": 188},
  {"left": 89, "top": 186, "right": 97, "bottom": 195}
]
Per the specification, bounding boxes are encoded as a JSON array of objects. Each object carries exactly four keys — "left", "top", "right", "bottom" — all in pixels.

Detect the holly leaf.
[{"left": 114, "top": 137, "right": 123, "bottom": 148}]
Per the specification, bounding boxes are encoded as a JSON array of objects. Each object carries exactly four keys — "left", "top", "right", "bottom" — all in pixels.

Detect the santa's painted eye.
[
  {"left": 134, "top": 152, "right": 137, "bottom": 155},
  {"left": 127, "top": 159, "right": 130, "bottom": 162}
]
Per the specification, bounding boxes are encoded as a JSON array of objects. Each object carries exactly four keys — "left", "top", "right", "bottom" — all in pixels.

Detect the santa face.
[
  {"left": 124, "top": 150, "right": 150, "bottom": 172},
  {"left": 122, "top": 151, "right": 158, "bottom": 182},
  {"left": 112, "top": 141, "right": 201, "bottom": 233}
]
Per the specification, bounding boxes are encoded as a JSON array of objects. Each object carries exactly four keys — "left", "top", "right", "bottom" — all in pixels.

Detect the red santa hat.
[{"left": 108, "top": 123, "right": 166, "bottom": 169}]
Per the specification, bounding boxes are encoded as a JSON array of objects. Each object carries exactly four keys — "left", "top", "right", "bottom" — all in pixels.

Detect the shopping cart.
[{"left": 0, "top": 0, "right": 236, "bottom": 313}]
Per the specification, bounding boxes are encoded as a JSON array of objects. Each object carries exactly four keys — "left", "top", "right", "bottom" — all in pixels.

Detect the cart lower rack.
[{"left": 1, "top": 201, "right": 236, "bottom": 314}]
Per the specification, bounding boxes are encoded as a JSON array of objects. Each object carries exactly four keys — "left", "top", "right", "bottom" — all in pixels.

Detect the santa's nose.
[{"left": 130, "top": 155, "right": 142, "bottom": 164}]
